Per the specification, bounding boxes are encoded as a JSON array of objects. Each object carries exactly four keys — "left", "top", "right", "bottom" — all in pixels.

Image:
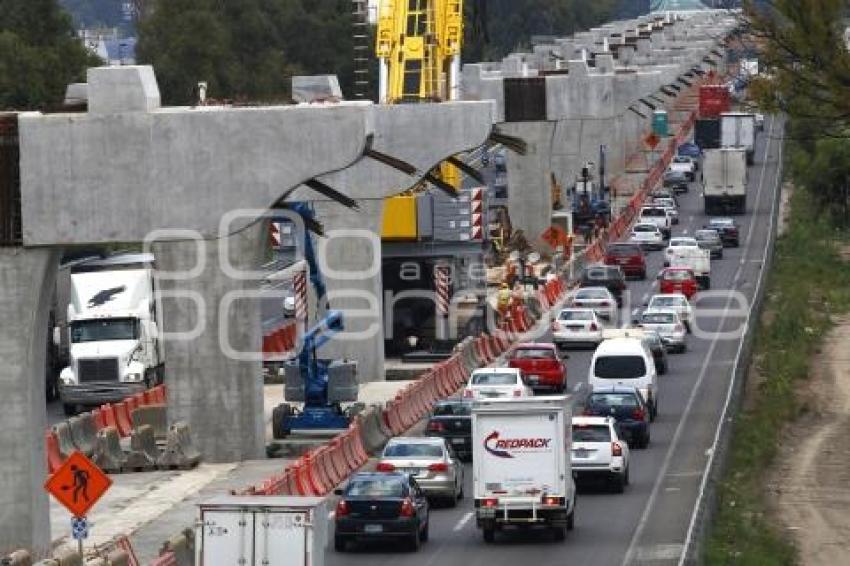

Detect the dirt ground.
[{"left": 766, "top": 315, "right": 850, "bottom": 565}]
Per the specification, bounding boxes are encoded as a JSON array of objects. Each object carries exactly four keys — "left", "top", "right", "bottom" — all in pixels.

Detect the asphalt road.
[{"left": 325, "top": 115, "right": 785, "bottom": 566}]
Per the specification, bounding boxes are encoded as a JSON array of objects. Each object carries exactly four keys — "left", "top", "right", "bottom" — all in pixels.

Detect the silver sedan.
[{"left": 377, "top": 437, "right": 465, "bottom": 506}]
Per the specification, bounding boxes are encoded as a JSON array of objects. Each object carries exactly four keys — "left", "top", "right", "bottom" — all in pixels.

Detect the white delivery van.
[
  {"left": 720, "top": 113, "right": 756, "bottom": 165},
  {"left": 588, "top": 337, "right": 658, "bottom": 419},
  {"left": 666, "top": 246, "right": 711, "bottom": 290},
  {"left": 196, "top": 496, "right": 327, "bottom": 566},
  {"left": 472, "top": 396, "right": 576, "bottom": 543},
  {"left": 702, "top": 148, "right": 748, "bottom": 215}
]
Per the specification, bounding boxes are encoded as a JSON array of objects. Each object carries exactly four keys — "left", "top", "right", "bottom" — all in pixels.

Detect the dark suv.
[
  {"left": 580, "top": 265, "right": 627, "bottom": 306},
  {"left": 582, "top": 386, "right": 651, "bottom": 448},
  {"left": 604, "top": 243, "right": 647, "bottom": 280},
  {"left": 662, "top": 170, "right": 689, "bottom": 193},
  {"left": 425, "top": 400, "right": 472, "bottom": 461}
]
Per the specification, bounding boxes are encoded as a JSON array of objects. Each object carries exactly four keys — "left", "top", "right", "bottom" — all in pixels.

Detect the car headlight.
[
  {"left": 127, "top": 372, "right": 143, "bottom": 382},
  {"left": 60, "top": 375, "right": 75, "bottom": 386}
]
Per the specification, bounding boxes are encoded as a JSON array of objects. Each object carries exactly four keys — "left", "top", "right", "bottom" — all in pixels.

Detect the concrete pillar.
[
  {"left": 153, "top": 224, "right": 266, "bottom": 463},
  {"left": 0, "top": 247, "right": 57, "bottom": 554},
  {"left": 312, "top": 200, "right": 385, "bottom": 383}
]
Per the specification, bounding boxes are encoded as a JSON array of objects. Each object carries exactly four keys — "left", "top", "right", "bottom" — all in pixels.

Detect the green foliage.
[
  {"left": 705, "top": 181, "right": 850, "bottom": 565},
  {"left": 137, "top": 0, "right": 366, "bottom": 105},
  {"left": 464, "top": 0, "right": 620, "bottom": 63},
  {"left": 0, "top": 0, "right": 99, "bottom": 110}
]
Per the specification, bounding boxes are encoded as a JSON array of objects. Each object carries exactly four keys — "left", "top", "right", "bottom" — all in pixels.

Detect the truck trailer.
[
  {"left": 702, "top": 148, "right": 748, "bottom": 215},
  {"left": 720, "top": 112, "right": 756, "bottom": 165},
  {"left": 472, "top": 396, "right": 576, "bottom": 543}
]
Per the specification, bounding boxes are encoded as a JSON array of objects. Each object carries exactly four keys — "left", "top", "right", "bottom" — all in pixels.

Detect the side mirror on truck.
[{"left": 52, "top": 327, "right": 61, "bottom": 347}]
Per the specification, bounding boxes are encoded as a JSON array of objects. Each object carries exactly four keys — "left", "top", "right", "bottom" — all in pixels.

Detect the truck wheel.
[
  {"left": 334, "top": 535, "right": 348, "bottom": 552},
  {"left": 62, "top": 404, "right": 78, "bottom": 417},
  {"left": 272, "top": 404, "right": 291, "bottom": 439},
  {"left": 483, "top": 526, "right": 496, "bottom": 543},
  {"left": 567, "top": 507, "right": 575, "bottom": 531}
]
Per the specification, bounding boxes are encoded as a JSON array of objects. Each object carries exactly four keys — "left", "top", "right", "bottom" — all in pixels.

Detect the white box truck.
[
  {"left": 667, "top": 246, "right": 711, "bottom": 290},
  {"left": 720, "top": 112, "right": 756, "bottom": 165},
  {"left": 196, "top": 496, "right": 327, "bottom": 566},
  {"left": 702, "top": 148, "right": 748, "bottom": 215},
  {"left": 472, "top": 396, "right": 576, "bottom": 543},
  {"left": 57, "top": 253, "right": 164, "bottom": 415}
]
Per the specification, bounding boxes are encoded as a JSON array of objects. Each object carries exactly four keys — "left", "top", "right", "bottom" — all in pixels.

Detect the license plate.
[
  {"left": 402, "top": 468, "right": 419, "bottom": 475},
  {"left": 364, "top": 524, "right": 383, "bottom": 534},
  {"left": 451, "top": 438, "right": 466, "bottom": 445},
  {"left": 527, "top": 375, "right": 540, "bottom": 383},
  {"left": 572, "top": 449, "right": 590, "bottom": 458},
  {"left": 618, "top": 259, "right": 629, "bottom": 264},
  {"left": 567, "top": 325, "right": 583, "bottom": 331}
]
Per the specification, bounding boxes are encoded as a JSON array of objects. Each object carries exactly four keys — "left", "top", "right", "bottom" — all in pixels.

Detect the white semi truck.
[
  {"left": 57, "top": 253, "right": 164, "bottom": 415},
  {"left": 702, "top": 148, "right": 748, "bottom": 215},
  {"left": 720, "top": 112, "right": 756, "bottom": 165},
  {"left": 472, "top": 396, "right": 576, "bottom": 543}
]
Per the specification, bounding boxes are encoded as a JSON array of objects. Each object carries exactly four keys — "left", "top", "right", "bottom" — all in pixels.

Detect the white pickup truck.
[
  {"left": 668, "top": 156, "right": 696, "bottom": 181},
  {"left": 472, "top": 396, "right": 577, "bottom": 543},
  {"left": 667, "top": 246, "right": 711, "bottom": 290}
]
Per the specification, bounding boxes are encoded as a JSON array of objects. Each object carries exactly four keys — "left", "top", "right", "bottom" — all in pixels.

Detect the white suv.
[{"left": 571, "top": 416, "right": 630, "bottom": 492}]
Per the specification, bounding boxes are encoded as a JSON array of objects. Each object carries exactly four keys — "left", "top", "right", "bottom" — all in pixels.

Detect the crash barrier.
[
  {"left": 1, "top": 550, "right": 32, "bottom": 566},
  {"left": 125, "top": 425, "right": 159, "bottom": 471},
  {"left": 130, "top": 404, "right": 168, "bottom": 441},
  {"left": 262, "top": 321, "right": 298, "bottom": 361},
  {"left": 156, "top": 422, "right": 201, "bottom": 470},
  {"left": 236, "top": 104, "right": 697, "bottom": 499},
  {"left": 45, "top": 384, "right": 167, "bottom": 475},
  {"left": 92, "top": 426, "right": 127, "bottom": 473},
  {"left": 154, "top": 530, "right": 193, "bottom": 566}
]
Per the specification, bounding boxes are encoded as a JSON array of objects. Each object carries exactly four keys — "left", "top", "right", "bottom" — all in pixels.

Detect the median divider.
[
  {"left": 68, "top": 414, "right": 97, "bottom": 457},
  {"left": 53, "top": 422, "right": 77, "bottom": 460},
  {"left": 92, "top": 426, "right": 127, "bottom": 473},
  {"left": 46, "top": 431, "right": 64, "bottom": 473},
  {"left": 125, "top": 424, "right": 159, "bottom": 471}
]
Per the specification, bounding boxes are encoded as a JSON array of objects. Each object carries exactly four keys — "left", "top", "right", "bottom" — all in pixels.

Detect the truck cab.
[{"left": 57, "top": 254, "right": 163, "bottom": 414}]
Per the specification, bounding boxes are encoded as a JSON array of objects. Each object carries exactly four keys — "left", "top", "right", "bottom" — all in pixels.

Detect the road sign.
[
  {"left": 71, "top": 517, "right": 89, "bottom": 541},
  {"left": 645, "top": 132, "right": 660, "bottom": 149},
  {"left": 45, "top": 451, "right": 112, "bottom": 518}
]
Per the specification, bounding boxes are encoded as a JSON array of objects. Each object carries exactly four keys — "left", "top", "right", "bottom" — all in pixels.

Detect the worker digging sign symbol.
[{"left": 45, "top": 451, "right": 112, "bottom": 520}]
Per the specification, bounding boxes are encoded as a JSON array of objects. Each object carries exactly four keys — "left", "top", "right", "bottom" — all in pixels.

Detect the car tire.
[
  {"left": 334, "top": 535, "right": 348, "bottom": 553},
  {"left": 420, "top": 520, "right": 430, "bottom": 542},
  {"left": 613, "top": 472, "right": 626, "bottom": 494},
  {"left": 651, "top": 400, "right": 658, "bottom": 422},
  {"left": 641, "top": 431, "right": 651, "bottom": 449},
  {"left": 272, "top": 404, "right": 291, "bottom": 440},
  {"left": 446, "top": 493, "right": 458, "bottom": 508},
  {"left": 62, "top": 403, "right": 78, "bottom": 417},
  {"left": 483, "top": 526, "right": 496, "bottom": 543},
  {"left": 409, "top": 527, "right": 422, "bottom": 551},
  {"left": 458, "top": 481, "right": 464, "bottom": 501},
  {"left": 658, "top": 361, "right": 668, "bottom": 375},
  {"left": 625, "top": 465, "right": 630, "bottom": 486},
  {"left": 567, "top": 505, "right": 575, "bottom": 531},
  {"left": 640, "top": 270, "right": 647, "bottom": 281}
]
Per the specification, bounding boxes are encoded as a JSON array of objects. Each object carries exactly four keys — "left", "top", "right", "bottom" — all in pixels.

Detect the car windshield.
[
  {"left": 594, "top": 355, "right": 647, "bottom": 379},
  {"left": 585, "top": 267, "right": 615, "bottom": 279},
  {"left": 710, "top": 219, "right": 733, "bottom": 227},
  {"left": 654, "top": 199, "right": 675, "bottom": 207},
  {"left": 633, "top": 225, "right": 657, "bottom": 233},
  {"left": 664, "top": 270, "right": 693, "bottom": 282},
  {"left": 695, "top": 230, "right": 719, "bottom": 241},
  {"left": 650, "top": 296, "right": 685, "bottom": 307},
  {"left": 642, "top": 312, "right": 676, "bottom": 324},
  {"left": 512, "top": 348, "right": 556, "bottom": 359},
  {"left": 589, "top": 392, "right": 641, "bottom": 408},
  {"left": 559, "top": 310, "right": 593, "bottom": 321},
  {"left": 433, "top": 403, "right": 471, "bottom": 416},
  {"left": 642, "top": 208, "right": 665, "bottom": 217},
  {"left": 670, "top": 239, "right": 696, "bottom": 247},
  {"left": 346, "top": 477, "right": 406, "bottom": 497},
  {"left": 572, "top": 425, "right": 611, "bottom": 442},
  {"left": 576, "top": 289, "right": 608, "bottom": 300},
  {"left": 70, "top": 318, "right": 139, "bottom": 343},
  {"left": 608, "top": 245, "right": 640, "bottom": 256},
  {"left": 383, "top": 442, "right": 443, "bottom": 459},
  {"left": 471, "top": 373, "right": 517, "bottom": 385}
]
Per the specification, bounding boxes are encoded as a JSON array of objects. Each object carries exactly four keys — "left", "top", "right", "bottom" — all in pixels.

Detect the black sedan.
[
  {"left": 642, "top": 330, "right": 669, "bottom": 375},
  {"left": 706, "top": 217, "right": 740, "bottom": 247},
  {"left": 662, "top": 170, "right": 689, "bottom": 194},
  {"left": 334, "top": 472, "right": 430, "bottom": 552},
  {"left": 580, "top": 265, "right": 627, "bottom": 307},
  {"left": 582, "top": 387, "right": 651, "bottom": 448},
  {"left": 425, "top": 399, "right": 472, "bottom": 461}
]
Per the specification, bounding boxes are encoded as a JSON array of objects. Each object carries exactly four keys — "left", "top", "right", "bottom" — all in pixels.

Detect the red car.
[
  {"left": 605, "top": 243, "right": 647, "bottom": 279},
  {"left": 506, "top": 343, "right": 567, "bottom": 393},
  {"left": 658, "top": 268, "right": 699, "bottom": 299}
]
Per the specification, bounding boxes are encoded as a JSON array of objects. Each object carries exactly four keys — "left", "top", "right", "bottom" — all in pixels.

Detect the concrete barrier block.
[
  {"left": 92, "top": 426, "right": 127, "bottom": 473},
  {"left": 31, "top": 561, "right": 58, "bottom": 566},
  {"left": 52, "top": 547, "right": 81, "bottom": 566},
  {"left": 53, "top": 421, "right": 78, "bottom": 459},
  {"left": 104, "top": 551, "right": 128, "bottom": 566},
  {"left": 156, "top": 422, "right": 201, "bottom": 470},
  {"left": 1, "top": 550, "right": 32, "bottom": 566},
  {"left": 131, "top": 404, "right": 167, "bottom": 441},
  {"left": 124, "top": 424, "right": 158, "bottom": 471},
  {"left": 160, "top": 530, "right": 193, "bottom": 566},
  {"left": 83, "top": 558, "right": 107, "bottom": 566},
  {"left": 69, "top": 413, "right": 97, "bottom": 456},
  {"left": 359, "top": 405, "right": 390, "bottom": 455}
]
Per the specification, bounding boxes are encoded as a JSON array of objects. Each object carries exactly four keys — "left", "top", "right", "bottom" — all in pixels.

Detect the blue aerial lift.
[{"left": 271, "top": 203, "right": 359, "bottom": 438}]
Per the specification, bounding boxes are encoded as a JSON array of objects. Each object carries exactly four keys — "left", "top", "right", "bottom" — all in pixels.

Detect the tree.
[
  {"left": 59, "top": 0, "right": 127, "bottom": 29},
  {"left": 744, "top": 0, "right": 850, "bottom": 134},
  {"left": 0, "top": 0, "right": 98, "bottom": 110}
]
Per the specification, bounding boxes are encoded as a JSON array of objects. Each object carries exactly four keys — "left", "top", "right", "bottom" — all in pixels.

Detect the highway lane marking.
[
  {"left": 621, "top": 115, "right": 780, "bottom": 566},
  {"left": 677, "top": 116, "right": 785, "bottom": 566},
  {"left": 453, "top": 512, "right": 474, "bottom": 532}
]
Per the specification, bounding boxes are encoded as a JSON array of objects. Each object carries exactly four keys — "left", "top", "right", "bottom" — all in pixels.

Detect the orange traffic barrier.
[
  {"left": 46, "top": 430, "right": 64, "bottom": 473},
  {"left": 114, "top": 401, "right": 133, "bottom": 437}
]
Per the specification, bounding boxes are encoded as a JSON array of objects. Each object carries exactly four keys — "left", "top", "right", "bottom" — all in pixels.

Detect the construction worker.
[{"left": 497, "top": 283, "right": 511, "bottom": 322}]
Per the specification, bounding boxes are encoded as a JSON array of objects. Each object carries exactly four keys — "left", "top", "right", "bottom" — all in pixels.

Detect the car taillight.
[
  {"left": 600, "top": 301, "right": 610, "bottom": 306},
  {"left": 400, "top": 497, "right": 415, "bottom": 517},
  {"left": 428, "top": 462, "right": 449, "bottom": 472},
  {"left": 543, "top": 496, "right": 562, "bottom": 506},
  {"left": 513, "top": 388, "right": 523, "bottom": 397},
  {"left": 463, "top": 389, "right": 474, "bottom": 398},
  {"left": 632, "top": 408, "right": 646, "bottom": 420},
  {"left": 335, "top": 499, "right": 350, "bottom": 518},
  {"left": 612, "top": 442, "right": 623, "bottom": 457},
  {"left": 376, "top": 462, "right": 396, "bottom": 472},
  {"left": 482, "top": 498, "right": 498, "bottom": 508},
  {"left": 427, "top": 421, "right": 445, "bottom": 433},
  {"left": 589, "top": 322, "right": 598, "bottom": 331}
]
